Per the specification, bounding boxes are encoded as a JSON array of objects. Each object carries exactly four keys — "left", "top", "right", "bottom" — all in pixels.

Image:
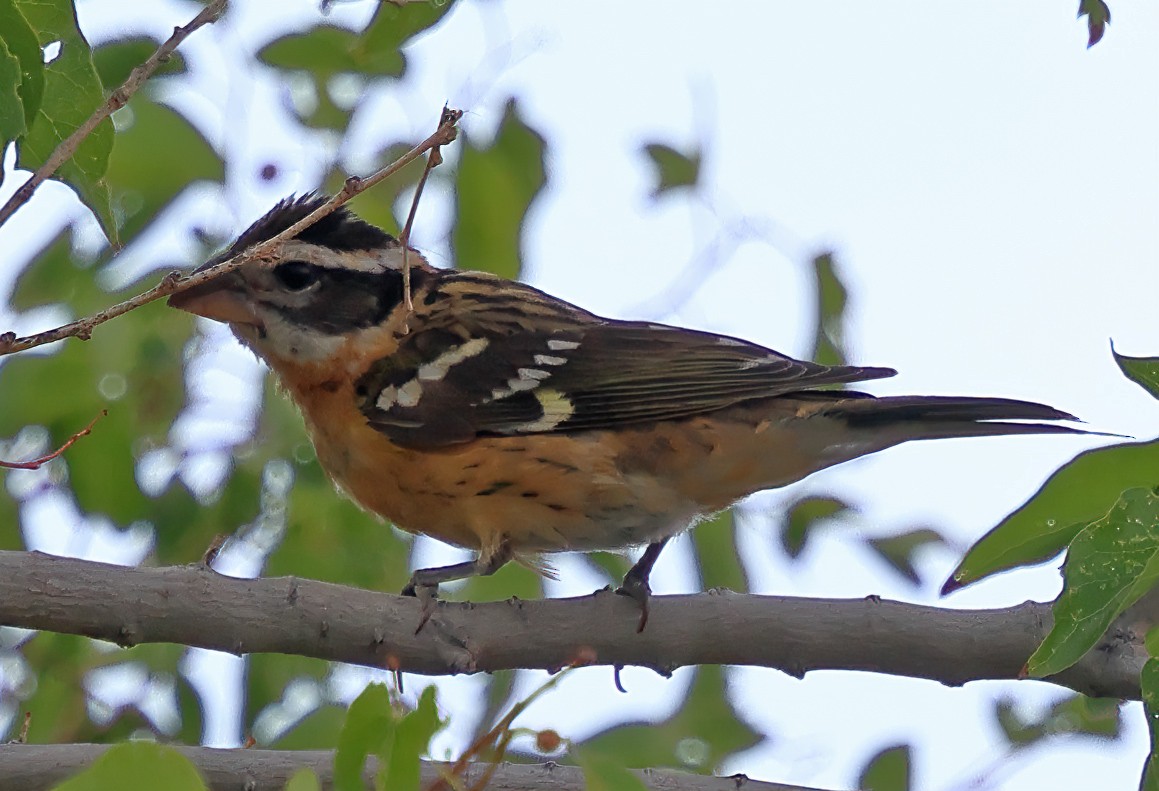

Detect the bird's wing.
[{"left": 356, "top": 286, "right": 895, "bottom": 449}]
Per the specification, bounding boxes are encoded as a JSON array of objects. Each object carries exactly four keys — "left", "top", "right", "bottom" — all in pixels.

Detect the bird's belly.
[{"left": 307, "top": 415, "right": 700, "bottom": 554}]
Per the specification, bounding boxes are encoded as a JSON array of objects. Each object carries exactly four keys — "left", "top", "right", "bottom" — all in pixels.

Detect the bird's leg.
[
  {"left": 616, "top": 538, "right": 669, "bottom": 632},
  {"left": 402, "top": 540, "right": 512, "bottom": 632}
]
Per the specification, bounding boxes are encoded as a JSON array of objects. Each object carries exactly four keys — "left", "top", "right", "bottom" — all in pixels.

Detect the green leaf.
[
  {"left": 273, "top": 705, "right": 347, "bottom": 751},
  {"left": 1143, "top": 658, "right": 1159, "bottom": 791},
  {"left": 261, "top": 26, "right": 392, "bottom": 76},
  {"left": 943, "top": 440, "right": 1159, "bottom": 592},
  {"left": 642, "top": 142, "right": 700, "bottom": 198},
  {"left": 9, "top": 228, "right": 79, "bottom": 312},
  {"left": 780, "top": 495, "right": 850, "bottom": 559},
  {"left": 379, "top": 686, "right": 442, "bottom": 791},
  {"left": 334, "top": 683, "right": 396, "bottom": 791},
  {"left": 452, "top": 99, "right": 546, "bottom": 281},
  {"left": 356, "top": 1, "right": 458, "bottom": 77},
  {"left": 92, "top": 37, "right": 185, "bottom": 89},
  {"left": 49, "top": 742, "right": 207, "bottom": 791},
  {"left": 692, "top": 510, "right": 746, "bottom": 591},
  {"left": 104, "top": 97, "right": 224, "bottom": 244},
  {"left": 1078, "top": 0, "right": 1111, "bottom": 48},
  {"left": 0, "top": 0, "right": 45, "bottom": 136},
  {"left": 995, "top": 694, "right": 1121, "bottom": 747},
  {"left": 809, "top": 252, "right": 848, "bottom": 367},
  {"left": 1113, "top": 345, "right": 1159, "bottom": 402},
  {"left": 858, "top": 744, "right": 911, "bottom": 791},
  {"left": 0, "top": 272, "right": 189, "bottom": 523},
  {"left": 0, "top": 35, "right": 26, "bottom": 146},
  {"left": 1027, "top": 487, "right": 1159, "bottom": 677},
  {"left": 580, "top": 665, "right": 759, "bottom": 770},
  {"left": 15, "top": 0, "right": 117, "bottom": 244},
  {"left": 285, "top": 768, "right": 321, "bottom": 791},
  {"left": 867, "top": 528, "right": 946, "bottom": 586},
  {"left": 261, "top": 3, "right": 456, "bottom": 83},
  {"left": 576, "top": 749, "right": 650, "bottom": 791}
]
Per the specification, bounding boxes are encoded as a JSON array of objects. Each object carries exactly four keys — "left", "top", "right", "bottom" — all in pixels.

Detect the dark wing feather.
[{"left": 356, "top": 292, "right": 895, "bottom": 450}]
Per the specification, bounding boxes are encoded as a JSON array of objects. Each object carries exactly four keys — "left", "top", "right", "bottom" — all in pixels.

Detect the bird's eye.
[{"left": 273, "top": 261, "right": 318, "bottom": 291}]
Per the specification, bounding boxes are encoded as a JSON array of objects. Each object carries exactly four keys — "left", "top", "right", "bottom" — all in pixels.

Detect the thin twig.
[
  {"left": 400, "top": 105, "right": 461, "bottom": 324},
  {"left": 0, "top": 0, "right": 228, "bottom": 233},
  {"left": 426, "top": 666, "right": 578, "bottom": 791},
  {"left": 0, "top": 110, "right": 463, "bottom": 358},
  {"left": 0, "top": 410, "right": 107, "bottom": 470}
]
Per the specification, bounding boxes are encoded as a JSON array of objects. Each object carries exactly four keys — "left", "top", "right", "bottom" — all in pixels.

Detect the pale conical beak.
[{"left": 168, "top": 272, "right": 261, "bottom": 327}]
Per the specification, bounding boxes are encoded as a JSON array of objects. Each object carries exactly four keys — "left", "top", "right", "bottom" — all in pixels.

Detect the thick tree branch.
[
  {"left": 0, "top": 550, "right": 1142, "bottom": 698},
  {"left": 0, "top": 745, "right": 828, "bottom": 791}
]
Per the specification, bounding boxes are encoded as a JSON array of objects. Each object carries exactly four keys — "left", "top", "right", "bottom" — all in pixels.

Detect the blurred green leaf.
[
  {"left": 49, "top": 741, "right": 207, "bottom": 791},
  {"left": 15, "top": 0, "right": 117, "bottom": 244},
  {"left": 1078, "top": 0, "right": 1110, "bottom": 47},
  {"left": 285, "top": 768, "right": 322, "bottom": 791},
  {"left": 334, "top": 683, "right": 395, "bottom": 791},
  {"left": 780, "top": 495, "right": 850, "bottom": 559},
  {"left": 1028, "top": 487, "right": 1159, "bottom": 677},
  {"left": 356, "top": 0, "right": 457, "bottom": 76},
  {"left": 274, "top": 705, "right": 347, "bottom": 751},
  {"left": 867, "top": 528, "right": 945, "bottom": 586},
  {"left": 809, "top": 252, "right": 848, "bottom": 367},
  {"left": 0, "top": 0, "right": 45, "bottom": 135},
  {"left": 461, "top": 556, "right": 543, "bottom": 603},
  {"left": 0, "top": 475, "right": 19, "bottom": 549},
  {"left": 19, "top": 632, "right": 94, "bottom": 744},
  {"left": 340, "top": 142, "right": 430, "bottom": 235},
  {"left": 0, "top": 36, "right": 26, "bottom": 146},
  {"left": 576, "top": 749, "right": 650, "bottom": 791},
  {"left": 105, "top": 97, "right": 223, "bottom": 244},
  {"left": 246, "top": 654, "right": 328, "bottom": 741},
  {"left": 995, "top": 694, "right": 1121, "bottom": 747},
  {"left": 858, "top": 743, "right": 911, "bottom": 791},
  {"left": 1143, "top": 658, "right": 1159, "bottom": 791},
  {"left": 379, "top": 686, "right": 442, "bottom": 791},
  {"left": 261, "top": 26, "right": 389, "bottom": 76},
  {"left": 0, "top": 282, "right": 189, "bottom": 523},
  {"left": 8, "top": 228, "right": 89, "bottom": 312},
  {"left": 943, "top": 440, "right": 1159, "bottom": 592},
  {"left": 581, "top": 665, "right": 759, "bottom": 770},
  {"left": 452, "top": 98, "right": 546, "bottom": 280},
  {"left": 642, "top": 142, "right": 700, "bottom": 198},
  {"left": 692, "top": 510, "right": 746, "bottom": 591},
  {"left": 92, "top": 36, "right": 185, "bottom": 89},
  {"left": 1112, "top": 345, "right": 1159, "bottom": 402}
]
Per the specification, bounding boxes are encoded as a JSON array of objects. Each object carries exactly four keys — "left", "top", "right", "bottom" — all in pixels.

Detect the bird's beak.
[{"left": 167, "top": 271, "right": 261, "bottom": 327}]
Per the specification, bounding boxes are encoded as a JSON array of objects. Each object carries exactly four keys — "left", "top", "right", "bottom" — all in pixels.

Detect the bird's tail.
[{"left": 821, "top": 394, "right": 1090, "bottom": 441}]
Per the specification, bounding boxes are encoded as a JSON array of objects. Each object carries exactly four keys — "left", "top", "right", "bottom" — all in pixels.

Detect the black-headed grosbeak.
[{"left": 169, "top": 194, "right": 1084, "bottom": 627}]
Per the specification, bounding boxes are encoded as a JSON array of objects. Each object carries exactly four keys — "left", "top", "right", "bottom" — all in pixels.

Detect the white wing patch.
[
  {"left": 377, "top": 338, "right": 490, "bottom": 411},
  {"left": 515, "top": 388, "right": 575, "bottom": 432},
  {"left": 547, "top": 338, "right": 580, "bottom": 351},
  {"left": 417, "top": 337, "right": 490, "bottom": 381}
]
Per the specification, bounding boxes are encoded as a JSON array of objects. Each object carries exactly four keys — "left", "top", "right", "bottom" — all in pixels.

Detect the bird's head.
[{"left": 168, "top": 194, "right": 431, "bottom": 368}]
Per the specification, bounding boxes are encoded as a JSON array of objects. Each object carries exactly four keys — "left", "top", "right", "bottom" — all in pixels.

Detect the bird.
[{"left": 169, "top": 193, "right": 1087, "bottom": 630}]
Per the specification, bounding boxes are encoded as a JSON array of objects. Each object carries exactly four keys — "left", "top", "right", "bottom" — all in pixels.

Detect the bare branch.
[
  {"left": 0, "top": 0, "right": 229, "bottom": 232},
  {"left": 0, "top": 109, "right": 463, "bottom": 358},
  {"left": 0, "top": 551, "right": 1142, "bottom": 699},
  {"left": 0, "top": 745, "right": 827, "bottom": 791},
  {"left": 0, "top": 410, "right": 106, "bottom": 470}
]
